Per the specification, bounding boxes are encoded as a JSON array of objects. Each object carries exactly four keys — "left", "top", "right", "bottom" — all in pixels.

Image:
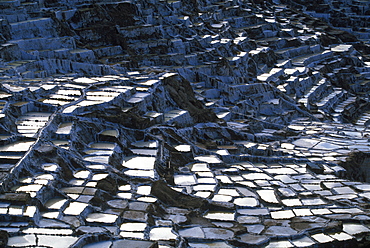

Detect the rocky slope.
[{"left": 0, "top": 0, "right": 369, "bottom": 247}]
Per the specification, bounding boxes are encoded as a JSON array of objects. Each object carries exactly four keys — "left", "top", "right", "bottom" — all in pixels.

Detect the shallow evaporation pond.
[
  {"left": 195, "top": 155, "right": 223, "bottom": 164},
  {"left": 63, "top": 202, "right": 88, "bottom": 215},
  {"left": 175, "top": 144, "right": 192, "bottom": 152},
  {"left": 84, "top": 156, "right": 110, "bottom": 164},
  {"left": 130, "top": 148, "right": 157, "bottom": 156},
  {"left": 189, "top": 163, "right": 210, "bottom": 172},
  {"left": 52, "top": 140, "right": 69, "bottom": 148},
  {"left": 188, "top": 241, "right": 233, "bottom": 248},
  {"left": 137, "top": 196, "right": 157, "bottom": 203},
  {"left": 292, "top": 138, "right": 320, "bottom": 148},
  {"left": 122, "top": 156, "right": 156, "bottom": 170},
  {"left": 243, "top": 173, "right": 272, "bottom": 180},
  {"left": 89, "top": 142, "right": 116, "bottom": 150},
  {"left": 15, "top": 184, "right": 43, "bottom": 193},
  {"left": 42, "top": 163, "right": 59, "bottom": 172},
  {"left": 86, "top": 213, "right": 118, "bottom": 223},
  {"left": 83, "top": 149, "right": 113, "bottom": 156},
  {"left": 45, "top": 198, "right": 68, "bottom": 209},
  {"left": 73, "top": 77, "right": 98, "bottom": 84},
  {"left": 86, "top": 164, "right": 106, "bottom": 170},
  {"left": 234, "top": 197, "right": 259, "bottom": 207},
  {"left": 73, "top": 170, "right": 90, "bottom": 179},
  {"left": 132, "top": 140, "right": 158, "bottom": 148},
  {"left": 256, "top": 190, "right": 279, "bottom": 204},
  {"left": 124, "top": 169, "right": 154, "bottom": 178},
  {"left": 120, "top": 222, "right": 147, "bottom": 232},
  {"left": 77, "top": 100, "right": 104, "bottom": 106},
  {"left": 91, "top": 174, "right": 108, "bottom": 181},
  {"left": 194, "top": 191, "right": 212, "bottom": 198},
  {"left": 149, "top": 227, "right": 177, "bottom": 241},
  {"left": 314, "top": 142, "right": 341, "bottom": 150},
  {"left": 0, "top": 141, "right": 35, "bottom": 152},
  {"left": 55, "top": 122, "right": 73, "bottom": 135},
  {"left": 174, "top": 174, "right": 197, "bottom": 186},
  {"left": 136, "top": 185, "right": 152, "bottom": 195},
  {"left": 204, "top": 211, "right": 235, "bottom": 221},
  {"left": 99, "top": 129, "right": 119, "bottom": 138},
  {"left": 212, "top": 194, "right": 233, "bottom": 202}
]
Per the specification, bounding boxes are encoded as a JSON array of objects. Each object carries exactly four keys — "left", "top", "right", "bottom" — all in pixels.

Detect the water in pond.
[
  {"left": 89, "top": 142, "right": 116, "bottom": 150},
  {"left": 149, "top": 227, "right": 177, "bottom": 240},
  {"left": 132, "top": 141, "right": 158, "bottom": 148},
  {"left": 55, "top": 122, "right": 73, "bottom": 135},
  {"left": 125, "top": 169, "right": 154, "bottom": 178},
  {"left": 0, "top": 141, "right": 34, "bottom": 152},
  {"left": 234, "top": 197, "right": 259, "bottom": 207},
  {"left": 42, "top": 163, "right": 59, "bottom": 172},
  {"left": 63, "top": 202, "right": 88, "bottom": 215},
  {"left": 120, "top": 223, "right": 146, "bottom": 232},
  {"left": 122, "top": 156, "right": 156, "bottom": 170},
  {"left": 99, "top": 129, "right": 119, "bottom": 138},
  {"left": 86, "top": 213, "right": 118, "bottom": 223},
  {"left": 174, "top": 174, "right": 197, "bottom": 186},
  {"left": 195, "top": 155, "right": 223, "bottom": 164},
  {"left": 45, "top": 198, "right": 67, "bottom": 209},
  {"left": 204, "top": 212, "right": 235, "bottom": 221},
  {"left": 175, "top": 145, "right": 191, "bottom": 152},
  {"left": 257, "top": 189, "right": 279, "bottom": 204}
]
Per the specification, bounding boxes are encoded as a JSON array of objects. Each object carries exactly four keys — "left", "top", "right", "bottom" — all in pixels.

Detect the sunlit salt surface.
[
  {"left": 190, "top": 163, "right": 210, "bottom": 172},
  {"left": 124, "top": 170, "right": 154, "bottom": 178},
  {"left": 63, "top": 202, "right": 88, "bottom": 215},
  {"left": 174, "top": 174, "right": 197, "bottom": 185},
  {"left": 120, "top": 223, "right": 146, "bottom": 231},
  {"left": 194, "top": 155, "right": 223, "bottom": 164},
  {"left": 42, "top": 163, "right": 59, "bottom": 172},
  {"left": 137, "top": 185, "right": 152, "bottom": 195},
  {"left": 0, "top": 141, "right": 34, "bottom": 152},
  {"left": 91, "top": 174, "right": 108, "bottom": 181},
  {"left": 257, "top": 189, "right": 279, "bottom": 204},
  {"left": 132, "top": 141, "right": 158, "bottom": 148},
  {"left": 84, "top": 156, "right": 110, "bottom": 164},
  {"left": 15, "top": 184, "right": 43, "bottom": 193},
  {"left": 55, "top": 122, "right": 73, "bottom": 135},
  {"left": 137, "top": 196, "right": 157, "bottom": 203},
  {"left": 45, "top": 198, "right": 68, "bottom": 209},
  {"left": 73, "top": 77, "right": 98, "bottom": 84},
  {"left": 73, "top": 170, "right": 90, "bottom": 179},
  {"left": 122, "top": 156, "right": 156, "bottom": 170},
  {"left": 130, "top": 148, "right": 157, "bottom": 156},
  {"left": 86, "top": 213, "right": 118, "bottom": 223},
  {"left": 311, "top": 233, "right": 334, "bottom": 243},
  {"left": 99, "top": 129, "right": 119, "bottom": 138},
  {"left": 175, "top": 145, "right": 192, "bottom": 152},
  {"left": 204, "top": 212, "right": 235, "bottom": 221},
  {"left": 234, "top": 197, "right": 259, "bottom": 207},
  {"left": 119, "top": 232, "right": 144, "bottom": 239},
  {"left": 149, "top": 227, "right": 177, "bottom": 240}
]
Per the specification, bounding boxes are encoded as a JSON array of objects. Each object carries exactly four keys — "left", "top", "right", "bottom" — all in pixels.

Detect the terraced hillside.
[{"left": 0, "top": 0, "right": 369, "bottom": 247}]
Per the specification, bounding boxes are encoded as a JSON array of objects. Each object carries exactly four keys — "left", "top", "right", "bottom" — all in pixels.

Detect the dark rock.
[
  {"left": 339, "top": 151, "right": 370, "bottom": 183},
  {"left": 306, "top": 162, "right": 324, "bottom": 174},
  {"left": 111, "top": 239, "right": 158, "bottom": 248},
  {"left": 0, "top": 230, "right": 8, "bottom": 247},
  {"left": 96, "top": 176, "right": 118, "bottom": 195},
  {"left": 0, "top": 193, "right": 31, "bottom": 203},
  {"left": 151, "top": 180, "right": 208, "bottom": 209}
]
